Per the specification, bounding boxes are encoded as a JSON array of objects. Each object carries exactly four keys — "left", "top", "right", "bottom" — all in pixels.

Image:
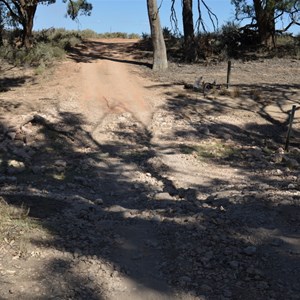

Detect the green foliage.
[
  {"left": 64, "top": 0, "right": 93, "bottom": 20},
  {"left": 35, "top": 28, "right": 82, "bottom": 49},
  {"left": 35, "top": 28, "right": 140, "bottom": 40},
  {"left": 231, "top": 0, "right": 299, "bottom": 20},
  {"left": 96, "top": 32, "right": 140, "bottom": 39},
  {"left": 0, "top": 0, "right": 93, "bottom": 48},
  {"left": 128, "top": 33, "right": 140, "bottom": 39},
  {"left": 79, "top": 29, "right": 100, "bottom": 39},
  {"left": 180, "top": 143, "right": 238, "bottom": 160},
  {"left": 231, "top": 0, "right": 300, "bottom": 32},
  {"left": 0, "top": 42, "right": 65, "bottom": 66}
]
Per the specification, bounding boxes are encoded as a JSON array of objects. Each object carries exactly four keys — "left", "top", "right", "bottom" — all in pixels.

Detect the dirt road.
[{"left": 0, "top": 39, "right": 300, "bottom": 300}]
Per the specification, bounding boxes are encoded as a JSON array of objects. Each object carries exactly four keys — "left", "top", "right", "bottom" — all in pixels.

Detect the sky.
[{"left": 34, "top": 0, "right": 299, "bottom": 35}]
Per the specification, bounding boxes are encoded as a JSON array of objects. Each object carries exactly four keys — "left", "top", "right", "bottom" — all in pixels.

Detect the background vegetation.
[
  {"left": 0, "top": 0, "right": 299, "bottom": 69},
  {"left": 0, "top": 28, "right": 140, "bottom": 67}
]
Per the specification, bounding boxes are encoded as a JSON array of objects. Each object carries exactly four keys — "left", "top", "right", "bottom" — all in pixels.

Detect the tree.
[
  {"left": 170, "top": 0, "right": 218, "bottom": 61},
  {"left": 182, "top": 0, "right": 197, "bottom": 61},
  {"left": 0, "top": 0, "right": 92, "bottom": 48},
  {"left": 0, "top": 3, "right": 4, "bottom": 46},
  {"left": 147, "top": 0, "right": 168, "bottom": 70},
  {"left": 232, "top": 0, "right": 300, "bottom": 48},
  {"left": 65, "top": 0, "right": 92, "bottom": 20}
]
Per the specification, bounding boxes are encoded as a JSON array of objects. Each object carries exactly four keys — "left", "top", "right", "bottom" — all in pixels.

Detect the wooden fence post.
[
  {"left": 285, "top": 105, "right": 297, "bottom": 152},
  {"left": 226, "top": 60, "right": 232, "bottom": 89}
]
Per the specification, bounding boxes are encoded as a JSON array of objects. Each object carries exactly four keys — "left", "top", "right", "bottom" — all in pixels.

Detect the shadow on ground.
[
  {"left": 0, "top": 41, "right": 299, "bottom": 299},
  {"left": 68, "top": 40, "right": 152, "bottom": 68},
  {"left": 158, "top": 82, "right": 300, "bottom": 146},
  {"left": 0, "top": 76, "right": 31, "bottom": 92},
  {"left": 0, "top": 106, "right": 300, "bottom": 299}
]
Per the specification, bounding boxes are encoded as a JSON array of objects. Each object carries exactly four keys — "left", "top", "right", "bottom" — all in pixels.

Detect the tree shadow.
[
  {"left": 68, "top": 40, "right": 152, "bottom": 68},
  {"left": 0, "top": 76, "right": 31, "bottom": 92},
  {"left": 234, "top": 83, "right": 300, "bottom": 128},
  {"left": 0, "top": 103, "right": 299, "bottom": 299},
  {"left": 0, "top": 99, "right": 22, "bottom": 112},
  {"left": 158, "top": 81, "right": 300, "bottom": 147}
]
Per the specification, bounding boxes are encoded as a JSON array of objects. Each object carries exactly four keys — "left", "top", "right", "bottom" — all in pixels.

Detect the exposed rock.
[
  {"left": 151, "top": 215, "right": 162, "bottom": 222},
  {"left": 6, "top": 131, "right": 16, "bottom": 140},
  {"left": 272, "top": 153, "right": 284, "bottom": 163},
  {"left": 288, "top": 183, "right": 296, "bottom": 189},
  {"left": 154, "top": 192, "right": 174, "bottom": 201},
  {"left": 54, "top": 160, "right": 67, "bottom": 168},
  {"left": 275, "top": 169, "right": 283, "bottom": 175},
  {"left": 7, "top": 160, "right": 25, "bottom": 174},
  {"left": 285, "top": 158, "right": 299, "bottom": 169},
  {"left": 94, "top": 198, "right": 104, "bottom": 205},
  {"left": 243, "top": 246, "right": 257, "bottom": 256}
]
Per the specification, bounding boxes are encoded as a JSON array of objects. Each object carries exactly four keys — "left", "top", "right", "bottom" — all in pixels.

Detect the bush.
[
  {"left": 0, "top": 42, "right": 65, "bottom": 66},
  {"left": 219, "top": 22, "right": 242, "bottom": 57},
  {"left": 128, "top": 33, "right": 140, "bottom": 39},
  {"left": 271, "top": 33, "right": 300, "bottom": 58},
  {"left": 35, "top": 28, "right": 82, "bottom": 49},
  {"left": 79, "top": 29, "right": 100, "bottom": 39}
]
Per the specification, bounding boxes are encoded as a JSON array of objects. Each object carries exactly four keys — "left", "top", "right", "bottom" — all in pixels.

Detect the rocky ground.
[{"left": 0, "top": 39, "right": 300, "bottom": 300}]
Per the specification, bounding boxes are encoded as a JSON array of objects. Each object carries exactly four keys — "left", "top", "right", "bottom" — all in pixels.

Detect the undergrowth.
[
  {"left": 180, "top": 142, "right": 239, "bottom": 161},
  {"left": 140, "top": 23, "right": 300, "bottom": 62},
  {"left": 0, "top": 43, "right": 66, "bottom": 67},
  {"left": 0, "top": 197, "right": 40, "bottom": 256}
]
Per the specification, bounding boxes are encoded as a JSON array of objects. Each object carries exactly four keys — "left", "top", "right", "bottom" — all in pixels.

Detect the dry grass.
[
  {"left": 0, "top": 197, "right": 40, "bottom": 256},
  {"left": 216, "top": 86, "right": 241, "bottom": 98},
  {"left": 250, "top": 89, "right": 262, "bottom": 101},
  {"left": 180, "top": 141, "right": 239, "bottom": 161},
  {"left": 231, "top": 87, "right": 241, "bottom": 98}
]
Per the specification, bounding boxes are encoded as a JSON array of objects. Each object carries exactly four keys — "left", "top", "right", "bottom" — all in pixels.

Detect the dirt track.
[
  {"left": 79, "top": 53, "right": 153, "bottom": 126},
  {"left": 0, "top": 39, "right": 300, "bottom": 300}
]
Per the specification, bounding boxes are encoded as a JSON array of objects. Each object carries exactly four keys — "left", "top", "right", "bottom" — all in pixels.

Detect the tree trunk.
[
  {"left": 147, "top": 0, "right": 168, "bottom": 71},
  {"left": 0, "top": 23, "right": 3, "bottom": 46},
  {"left": 21, "top": 3, "right": 37, "bottom": 48},
  {"left": 182, "top": 0, "right": 197, "bottom": 61},
  {"left": 0, "top": 5, "right": 3, "bottom": 46},
  {"left": 253, "top": 0, "right": 276, "bottom": 48}
]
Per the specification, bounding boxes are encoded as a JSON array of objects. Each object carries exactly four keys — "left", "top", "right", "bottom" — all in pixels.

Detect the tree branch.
[
  {"left": 0, "top": 0, "right": 22, "bottom": 23},
  {"left": 200, "top": 0, "right": 218, "bottom": 31},
  {"left": 195, "top": 0, "right": 205, "bottom": 32},
  {"left": 276, "top": 20, "right": 300, "bottom": 33},
  {"left": 170, "top": 0, "right": 179, "bottom": 34}
]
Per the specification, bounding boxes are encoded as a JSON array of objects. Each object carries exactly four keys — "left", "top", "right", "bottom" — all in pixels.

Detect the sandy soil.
[{"left": 0, "top": 39, "right": 300, "bottom": 300}]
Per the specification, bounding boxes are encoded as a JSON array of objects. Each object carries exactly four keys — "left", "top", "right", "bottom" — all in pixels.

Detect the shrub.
[
  {"left": 141, "top": 32, "right": 150, "bottom": 40},
  {"left": 99, "top": 32, "right": 128, "bottom": 39},
  {"left": 128, "top": 33, "right": 140, "bottom": 39},
  {"left": 0, "top": 42, "right": 65, "bottom": 66},
  {"left": 271, "top": 34, "right": 300, "bottom": 59},
  {"left": 79, "top": 29, "right": 100, "bottom": 39}
]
